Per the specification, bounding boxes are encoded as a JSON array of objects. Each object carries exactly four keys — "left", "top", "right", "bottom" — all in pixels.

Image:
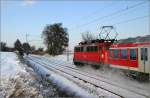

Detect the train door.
[{"left": 139, "top": 47, "right": 150, "bottom": 74}]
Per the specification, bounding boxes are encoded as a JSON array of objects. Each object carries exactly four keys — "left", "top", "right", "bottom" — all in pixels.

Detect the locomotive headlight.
[{"left": 101, "top": 54, "right": 104, "bottom": 59}]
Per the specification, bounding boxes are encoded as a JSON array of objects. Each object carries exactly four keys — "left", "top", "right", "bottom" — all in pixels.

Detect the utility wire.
[
  {"left": 97, "top": 4, "right": 148, "bottom": 26},
  {"left": 28, "top": 40, "right": 42, "bottom": 42},
  {"left": 113, "top": 14, "right": 150, "bottom": 25},
  {"left": 71, "top": 1, "right": 147, "bottom": 30},
  {"left": 74, "top": 2, "right": 114, "bottom": 21},
  {"left": 68, "top": 2, "right": 115, "bottom": 28},
  {"left": 96, "top": 15, "right": 149, "bottom": 37}
]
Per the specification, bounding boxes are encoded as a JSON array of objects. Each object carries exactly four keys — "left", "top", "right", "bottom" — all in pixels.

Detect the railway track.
[
  {"left": 31, "top": 55, "right": 150, "bottom": 95},
  {"left": 31, "top": 56, "right": 109, "bottom": 79},
  {"left": 27, "top": 56, "right": 149, "bottom": 98}
]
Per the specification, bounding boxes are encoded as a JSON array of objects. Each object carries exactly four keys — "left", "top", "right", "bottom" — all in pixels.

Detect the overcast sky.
[{"left": 1, "top": 0, "right": 150, "bottom": 50}]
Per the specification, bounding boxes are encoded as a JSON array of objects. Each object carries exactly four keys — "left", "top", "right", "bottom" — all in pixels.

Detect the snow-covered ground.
[
  {"left": 43, "top": 54, "right": 150, "bottom": 97},
  {"left": 0, "top": 52, "right": 60, "bottom": 98},
  {"left": 44, "top": 53, "right": 73, "bottom": 64},
  {"left": 26, "top": 55, "right": 96, "bottom": 98},
  {"left": 0, "top": 52, "right": 40, "bottom": 98}
]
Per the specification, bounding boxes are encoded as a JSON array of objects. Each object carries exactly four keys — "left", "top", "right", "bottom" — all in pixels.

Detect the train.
[{"left": 73, "top": 39, "right": 150, "bottom": 80}]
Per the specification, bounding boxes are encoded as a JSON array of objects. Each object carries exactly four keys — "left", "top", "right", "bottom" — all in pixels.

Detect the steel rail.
[
  {"left": 27, "top": 57, "right": 124, "bottom": 98},
  {"left": 30, "top": 55, "right": 150, "bottom": 97},
  {"left": 27, "top": 56, "right": 150, "bottom": 98}
]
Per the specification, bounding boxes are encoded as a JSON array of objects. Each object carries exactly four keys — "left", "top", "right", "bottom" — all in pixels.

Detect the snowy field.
[
  {"left": 0, "top": 52, "right": 61, "bottom": 98},
  {"left": 44, "top": 53, "right": 73, "bottom": 63}
]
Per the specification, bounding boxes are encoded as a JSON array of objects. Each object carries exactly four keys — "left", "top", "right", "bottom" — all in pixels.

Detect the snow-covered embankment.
[
  {"left": 0, "top": 52, "right": 64, "bottom": 98},
  {"left": 0, "top": 52, "right": 44, "bottom": 98},
  {"left": 26, "top": 57, "right": 95, "bottom": 98}
]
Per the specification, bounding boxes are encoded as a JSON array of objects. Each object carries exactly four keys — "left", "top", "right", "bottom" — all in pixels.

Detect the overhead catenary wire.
[
  {"left": 67, "top": 2, "right": 116, "bottom": 31},
  {"left": 28, "top": 40, "right": 42, "bottom": 42},
  {"left": 97, "top": 15, "right": 149, "bottom": 39},
  {"left": 113, "top": 14, "right": 150, "bottom": 25},
  {"left": 71, "top": 1, "right": 147, "bottom": 30},
  {"left": 97, "top": 4, "right": 148, "bottom": 26},
  {"left": 69, "top": 2, "right": 115, "bottom": 24},
  {"left": 102, "top": 14, "right": 150, "bottom": 40}
]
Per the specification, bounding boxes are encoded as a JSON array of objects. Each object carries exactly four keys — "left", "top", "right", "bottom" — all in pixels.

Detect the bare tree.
[{"left": 81, "top": 31, "right": 97, "bottom": 42}]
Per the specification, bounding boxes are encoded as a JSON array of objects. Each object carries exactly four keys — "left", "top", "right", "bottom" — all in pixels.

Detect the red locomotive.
[
  {"left": 73, "top": 39, "right": 115, "bottom": 66},
  {"left": 73, "top": 26, "right": 150, "bottom": 80}
]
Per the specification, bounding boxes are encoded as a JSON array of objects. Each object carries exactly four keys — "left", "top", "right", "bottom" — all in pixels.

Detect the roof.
[{"left": 110, "top": 42, "right": 150, "bottom": 48}]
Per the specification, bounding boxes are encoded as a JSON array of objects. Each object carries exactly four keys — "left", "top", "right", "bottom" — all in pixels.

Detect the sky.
[{"left": 1, "top": 0, "right": 150, "bottom": 50}]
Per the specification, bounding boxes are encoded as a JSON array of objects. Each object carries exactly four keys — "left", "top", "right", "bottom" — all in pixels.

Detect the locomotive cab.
[{"left": 73, "top": 39, "right": 115, "bottom": 67}]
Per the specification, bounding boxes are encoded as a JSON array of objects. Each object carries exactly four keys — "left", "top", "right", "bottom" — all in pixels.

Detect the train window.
[
  {"left": 79, "top": 47, "right": 81, "bottom": 52},
  {"left": 89, "top": 46, "right": 92, "bottom": 52},
  {"left": 114, "top": 49, "right": 119, "bottom": 59},
  {"left": 86, "top": 46, "right": 98, "bottom": 52},
  {"left": 94, "top": 46, "right": 98, "bottom": 52},
  {"left": 141, "top": 48, "right": 148, "bottom": 61},
  {"left": 95, "top": 46, "right": 98, "bottom": 52},
  {"left": 75, "top": 47, "right": 80, "bottom": 52},
  {"left": 109, "top": 49, "right": 113, "bottom": 59},
  {"left": 90, "top": 46, "right": 94, "bottom": 52},
  {"left": 89, "top": 47, "right": 91, "bottom": 52},
  {"left": 75, "top": 47, "right": 77, "bottom": 52},
  {"left": 83, "top": 47, "right": 86, "bottom": 52},
  {"left": 130, "top": 49, "right": 137, "bottom": 60},
  {"left": 77, "top": 47, "right": 79, "bottom": 52},
  {"left": 92, "top": 46, "right": 95, "bottom": 52},
  {"left": 87, "top": 46, "right": 90, "bottom": 52},
  {"left": 121, "top": 49, "right": 127, "bottom": 59},
  {"left": 80, "top": 47, "right": 83, "bottom": 52}
]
